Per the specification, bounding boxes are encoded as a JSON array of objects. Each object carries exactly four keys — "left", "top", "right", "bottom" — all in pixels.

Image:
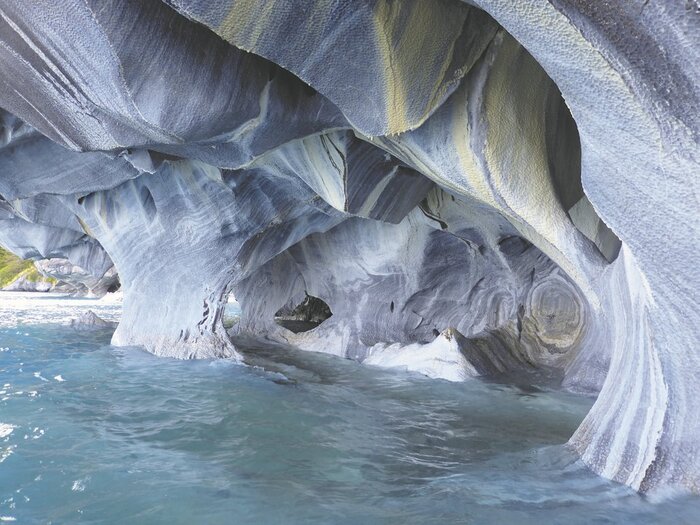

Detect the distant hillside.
[{"left": 0, "top": 247, "right": 55, "bottom": 290}]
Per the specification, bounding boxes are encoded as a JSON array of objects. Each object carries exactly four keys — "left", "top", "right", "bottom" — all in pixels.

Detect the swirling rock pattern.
[{"left": 0, "top": 0, "right": 696, "bottom": 494}]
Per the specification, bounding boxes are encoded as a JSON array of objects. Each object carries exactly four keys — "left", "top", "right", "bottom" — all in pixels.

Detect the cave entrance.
[{"left": 274, "top": 293, "right": 332, "bottom": 333}]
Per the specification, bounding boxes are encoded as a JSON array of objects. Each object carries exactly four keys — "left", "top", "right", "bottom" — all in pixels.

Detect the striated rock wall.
[
  {"left": 466, "top": 0, "right": 699, "bottom": 494},
  {"left": 234, "top": 188, "right": 593, "bottom": 381},
  {"left": 0, "top": 0, "right": 696, "bottom": 494}
]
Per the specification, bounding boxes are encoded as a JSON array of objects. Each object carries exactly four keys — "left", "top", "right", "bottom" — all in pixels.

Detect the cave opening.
[
  {"left": 238, "top": 24, "right": 616, "bottom": 397},
  {"left": 274, "top": 293, "right": 333, "bottom": 333},
  {"left": 545, "top": 83, "right": 621, "bottom": 263}
]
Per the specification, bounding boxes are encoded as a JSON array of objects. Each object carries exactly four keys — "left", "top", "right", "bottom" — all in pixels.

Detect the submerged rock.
[
  {"left": 0, "top": 0, "right": 696, "bottom": 495},
  {"left": 69, "top": 310, "right": 117, "bottom": 331},
  {"left": 364, "top": 328, "right": 524, "bottom": 382}
]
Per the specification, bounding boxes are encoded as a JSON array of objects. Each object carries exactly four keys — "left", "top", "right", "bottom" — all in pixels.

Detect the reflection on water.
[{"left": 0, "top": 292, "right": 698, "bottom": 523}]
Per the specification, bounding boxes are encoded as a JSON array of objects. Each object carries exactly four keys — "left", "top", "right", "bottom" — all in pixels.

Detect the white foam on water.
[
  {"left": 53, "top": 375, "right": 65, "bottom": 382},
  {"left": 0, "top": 446, "right": 15, "bottom": 463},
  {"left": 0, "top": 424, "right": 16, "bottom": 438},
  {"left": 71, "top": 477, "right": 90, "bottom": 492},
  {"left": 0, "top": 291, "right": 122, "bottom": 328}
]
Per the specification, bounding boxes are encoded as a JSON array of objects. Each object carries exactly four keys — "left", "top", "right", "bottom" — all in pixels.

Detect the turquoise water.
[{"left": 1, "top": 293, "right": 699, "bottom": 524}]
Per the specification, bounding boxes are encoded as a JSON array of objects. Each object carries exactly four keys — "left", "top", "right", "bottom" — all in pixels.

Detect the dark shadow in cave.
[{"left": 545, "top": 85, "right": 621, "bottom": 262}]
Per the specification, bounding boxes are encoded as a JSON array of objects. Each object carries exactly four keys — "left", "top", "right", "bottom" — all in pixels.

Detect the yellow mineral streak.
[
  {"left": 373, "top": 1, "right": 458, "bottom": 134},
  {"left": 217, "top": 0, "right": 275, "bottom": 53},
  {"left": 218, "top": 0, "right": 329, "bottom": 57},
  {"left": 481, "top": 35, "right": 599, "bottom": 302},
  {"left": 373, "top": 0, "right": 410, "bottom": 133},
  {"left": 76, "top": 216, "right": 93, "bottom": 238},
  {"left": 450, "top": 83, "right": 500, "bottom": 209}
]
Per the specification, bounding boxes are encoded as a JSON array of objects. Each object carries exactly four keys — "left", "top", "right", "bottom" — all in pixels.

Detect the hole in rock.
[
  {"left": 274, "top": 293, "right": 332, "bottom": 333},
  {"left": 545, "top": 85, "right": 621, "bottom": 262}
]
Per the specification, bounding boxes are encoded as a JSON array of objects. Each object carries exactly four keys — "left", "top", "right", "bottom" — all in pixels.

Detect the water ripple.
[{"left": 0, "top": 294, "right": 698, "bottom": 523}]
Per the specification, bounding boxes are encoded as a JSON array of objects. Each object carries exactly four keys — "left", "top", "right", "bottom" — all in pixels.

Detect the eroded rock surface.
[
  {"left": 0, "top": 0, "right": 696, "bottom": 494},
  {"left": 69, "top": 309, "right": 118, "bottom": 331}
]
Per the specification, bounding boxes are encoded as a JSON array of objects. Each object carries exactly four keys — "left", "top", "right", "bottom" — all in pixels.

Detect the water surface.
[{"left": 1, "top": 292, "right": 698, "bottom": 523}]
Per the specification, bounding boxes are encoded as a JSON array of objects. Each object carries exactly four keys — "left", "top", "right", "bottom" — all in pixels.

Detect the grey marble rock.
[
  {"left": 0, "top": 1, "right": 347, "bottom": 156},
  {"left": 0, "top": 0, "right": 696, "bottom": 495},
  {"left": 34, "top": 258, "right": 119, "bottom": 297},
  {"left": 165, "top": 0, "right": 499, "bottom": 136},
  {"left": 234, "top": 186, "right": 599, "bottom": 391},
  {"left": 466, "top": 0, "right": 699, "bottom": 495},
  {"left": 69, "top": 310, "right": 118, "bottom": 331}
]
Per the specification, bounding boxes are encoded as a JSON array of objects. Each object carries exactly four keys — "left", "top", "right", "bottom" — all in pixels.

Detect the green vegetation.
[
  {"left": 0, "top": 247, "right": 34, "bottom": 287},
  {"left": 0, "top": 247, "right": 55, "bottom": 288}
]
